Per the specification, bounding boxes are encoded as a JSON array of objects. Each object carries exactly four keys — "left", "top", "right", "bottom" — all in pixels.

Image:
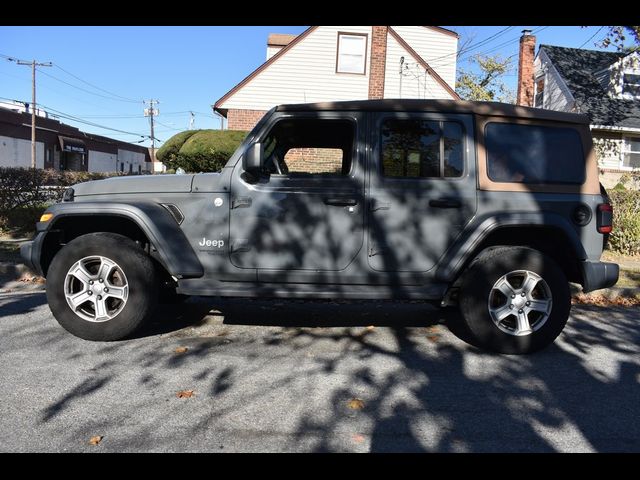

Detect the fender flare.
[
  {"left": 436, "top": 212, "right": 586, "bottom": 282},
  {"left": 44, "top": 201, "right": 204, "bottom": 278}
]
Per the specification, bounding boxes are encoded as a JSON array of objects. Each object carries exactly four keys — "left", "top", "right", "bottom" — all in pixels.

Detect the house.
[
  {"left": 213, "top": 26, "right": 460, "bottom": 131},
  {"left": 516, "top": 30, "right": 640, "bottom": 186},
  {"left": 0, "top": 106, "right": 151, "bottom": 173}
]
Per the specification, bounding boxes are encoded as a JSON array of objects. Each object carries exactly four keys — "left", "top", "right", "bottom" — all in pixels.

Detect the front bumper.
[
  {"left": 581, "top": 261, "right": 619, "bottom": 293},
  {"left": 20, "top": 232, "right": 46, "bottom": 277}
]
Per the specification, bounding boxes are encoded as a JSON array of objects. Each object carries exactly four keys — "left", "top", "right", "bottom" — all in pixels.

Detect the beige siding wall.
[
  {"left": 592, "top": 130, "right": 624, "bottom": 170},
  {"left": 535, "top": 53, "right": 574, "bottom": 112},
  {"left": 391, "top": 26, "right": 457, "bottom": 87},
  {"left": 383, "top": 33, "right": 452, "bottom": 99},
  {"left": 220, "top": 26, "right": 373, "bottom": 111}
]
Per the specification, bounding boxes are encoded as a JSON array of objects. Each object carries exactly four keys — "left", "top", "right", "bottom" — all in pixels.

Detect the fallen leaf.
[
  {"left": 88, "top": 435, "right": 103, "bottom": 446},
  {"left": 174, "top": 346, "right": 188, "bottom": 354},
  {"left": 347, "top": 398, "right": 365, "bottom": 410},
  {"left": 427, "top": 335, "right": 440, "bottom": 343},
  {"left": 572, "top": 293, "right": 640, "bottom": 307},
  {"left": 176, "top": 389, "right": 195, "bottom": 398},
  {"left": 352, "top": 433, "right": 366, "bottom": 443}
]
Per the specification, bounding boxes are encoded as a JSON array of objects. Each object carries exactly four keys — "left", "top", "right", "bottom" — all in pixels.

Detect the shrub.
[
  {"left": 608, "top": 190, "right": 640, "bottom": 256},
  {"left": 155, "top": 130, "right": 198, "bottom": 163},
  {"left": 0, "top": 167, "right": 126, "bottom": 235},
  {"left": 157, "top": 129, "right": 248, "bottom": 173}
]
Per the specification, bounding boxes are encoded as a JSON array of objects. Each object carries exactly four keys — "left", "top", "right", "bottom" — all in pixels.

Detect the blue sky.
[{"left": 0, "top": 26, "right": 622, "bottom": 147}]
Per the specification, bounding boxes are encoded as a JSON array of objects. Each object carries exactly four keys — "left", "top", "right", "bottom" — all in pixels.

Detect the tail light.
[{"left": 597, "top": 203, "right": 613, "bottom": 234}]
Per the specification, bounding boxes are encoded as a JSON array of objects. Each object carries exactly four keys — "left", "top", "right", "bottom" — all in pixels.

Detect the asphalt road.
[{"left": 0, "top": 292, "right": 638, "bottom": 452}]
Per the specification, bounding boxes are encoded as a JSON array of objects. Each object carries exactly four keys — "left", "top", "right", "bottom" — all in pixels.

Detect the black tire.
[
  {"left": 46, "top": 232, "right": 158, "bottom": 341},
  {"left": 459, "top": 246, "right": 571, "bottom": 354}
]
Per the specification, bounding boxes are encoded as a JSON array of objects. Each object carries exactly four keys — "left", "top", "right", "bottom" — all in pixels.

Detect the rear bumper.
[
  {"left": 580, "top": 261, "right": 619, "bottom": 293},
  {"left": 20, "top": 233, "right": 45, "bottom": 277}
]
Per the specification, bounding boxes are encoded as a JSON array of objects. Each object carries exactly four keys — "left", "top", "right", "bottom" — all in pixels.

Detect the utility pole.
[
  {"left": 144, "top": 99, "right": 159, "bottom": 164},
  {"left": 9, "top": 58, "right": 52, "bottom": 169}
]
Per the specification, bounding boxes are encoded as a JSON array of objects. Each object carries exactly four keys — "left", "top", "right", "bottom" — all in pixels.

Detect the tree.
[
  {"left": 598, "top": 26, "right": 640, "bottom": 51},
  {"left": 456, "top": 54, "right": 514, "bottom": 103}
]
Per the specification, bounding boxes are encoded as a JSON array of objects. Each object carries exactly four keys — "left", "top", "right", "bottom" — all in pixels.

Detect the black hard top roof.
[{"left": 276, "top": 99, "right": 590, "bottom": 124}]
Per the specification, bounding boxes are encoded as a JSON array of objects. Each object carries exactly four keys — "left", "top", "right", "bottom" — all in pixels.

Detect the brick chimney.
[
  {"left": 516, "top": 29, "right": 536, "bottom": 107},
  {"left": 368, "top": 26, "right": 388, "bottom": 100}
]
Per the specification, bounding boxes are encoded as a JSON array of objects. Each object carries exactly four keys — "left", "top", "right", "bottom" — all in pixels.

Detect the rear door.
[{"left": 367, "top": 112, "right": 477, "bottom": 273}]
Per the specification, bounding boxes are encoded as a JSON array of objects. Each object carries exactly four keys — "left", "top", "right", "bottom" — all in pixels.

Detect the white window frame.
[
  {"left": 621, "top": 71, "right": 640, "bottom": 100},
  {"left": 336, "top": 32, "right": 368, "bottom": 75},
  {"left": 621, "top": 136, "right": 640, "bottom": 170}
]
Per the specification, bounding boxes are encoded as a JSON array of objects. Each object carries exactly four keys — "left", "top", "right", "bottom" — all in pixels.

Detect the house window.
[
  {"left": 534, "top": 76, "right": 545, "bottom": 108},
  {"left": 336, "top": 33, "right": 367, "bottom": 75},
  {"left": 381, "top": 119, "right": 464, "bottom": 178},
  {"left": 622, "top": 73, "right": 640, "bottom": 98},
  {"left": 622, "top": 137, "right": 640, "bottom": 169}
]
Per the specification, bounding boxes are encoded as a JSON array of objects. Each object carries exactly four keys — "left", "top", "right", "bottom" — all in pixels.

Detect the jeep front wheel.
[
  {"left": 458, "top": 247, "right": 571, "bottom": 354},
  {"left": 46, "top": 233, "right": 158, "bottom": 341}
]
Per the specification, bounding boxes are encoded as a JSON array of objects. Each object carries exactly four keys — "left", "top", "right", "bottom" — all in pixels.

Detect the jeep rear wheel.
[
  {"left": 46, "top": 233, "right": 158, "bottom": 341},
  {"left": 458, "top": 247, "right": 570, "bottom": 354}
]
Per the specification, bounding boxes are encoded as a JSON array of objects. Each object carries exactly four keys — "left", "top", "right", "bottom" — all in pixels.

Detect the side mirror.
[{"left": 243, "top": 143, "right": 263, "bottom": 174}]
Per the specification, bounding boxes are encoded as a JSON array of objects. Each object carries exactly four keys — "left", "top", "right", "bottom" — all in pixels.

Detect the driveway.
[{"left": 0, "top": 293, "right": 638, "bottom": 452}]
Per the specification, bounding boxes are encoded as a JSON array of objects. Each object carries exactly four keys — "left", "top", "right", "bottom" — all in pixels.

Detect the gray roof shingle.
[{"left": 540, "top": 44, "right": 640, "bottom": 129}]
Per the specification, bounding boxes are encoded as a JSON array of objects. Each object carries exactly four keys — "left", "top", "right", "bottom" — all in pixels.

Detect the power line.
[
  {"left": 54, "top": 64, "right": 141, "bottom": 103},
  {"left": 460, "top": 26, "right": 550, "bottom": 64},
  {"left": 3, "top": 51, "right": 141, "bottom": 105},
  {"left": 7, "top": 57, "right": 52, "bottom": 169},
  {"left": 37, "top": 67, "right": 141, "bottom": 104},
  {"left": 579, "top": 26, "right": 605, "bottom": 49},
  {"left": 426, "top": 26, "right": 516, "bottom": 65}
]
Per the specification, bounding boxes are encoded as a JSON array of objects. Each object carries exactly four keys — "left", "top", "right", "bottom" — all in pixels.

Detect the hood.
[{"left": 72, "top": 174, "right": 217, "bottom": 196}]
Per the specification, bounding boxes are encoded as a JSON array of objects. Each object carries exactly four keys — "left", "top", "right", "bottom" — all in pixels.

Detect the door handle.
[
  {"left": 429, "top": 198, "right": 462, "bottom": 209},
  {"left": 231, "top": 197, "right": 252, "bottom": 209},
  {"left": 324, "top": 197, "right": 358, "bottom": 207},
  {"left": 230, "top": 239, "right": 251, "bottom": 253},
  {"left": 370, "top": 200, "right": 391, "bottom": 212}
]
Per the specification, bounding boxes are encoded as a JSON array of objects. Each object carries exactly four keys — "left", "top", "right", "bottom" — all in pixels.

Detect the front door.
[
  {"left": 367, "top": 113, "right": 477, "bottom": 273},
  {"left": 229, "top": 114, "right": 365, "bottom": 283}
]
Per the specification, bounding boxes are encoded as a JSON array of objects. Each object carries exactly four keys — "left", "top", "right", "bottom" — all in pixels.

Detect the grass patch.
[{"left": 616, "top": 268, "right": 640, "bottom": 288}]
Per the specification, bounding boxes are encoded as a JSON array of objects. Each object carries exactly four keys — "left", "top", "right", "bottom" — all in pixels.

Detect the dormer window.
[{"left": 622, "top": 73, "right": 640, "bottom": 98}]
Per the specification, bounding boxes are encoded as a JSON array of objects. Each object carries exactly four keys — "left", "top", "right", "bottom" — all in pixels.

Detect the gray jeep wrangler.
[{"left": 21, "top": 99, "right": 619, "bottom": 354}]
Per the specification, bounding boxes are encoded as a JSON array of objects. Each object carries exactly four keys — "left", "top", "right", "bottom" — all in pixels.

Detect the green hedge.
[
  {"left": 156, "top": 129, "right": 247, "bottom": 173},
  {"left": 608, "top": 190, "right": 640, "bottom": 256},
  {"left": 0, "top": 167, "right": 124, "bottom": 235}
]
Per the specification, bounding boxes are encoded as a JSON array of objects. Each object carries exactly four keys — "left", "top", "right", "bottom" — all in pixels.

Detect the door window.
[
  {"left": 261, "top": 118, "right": 355, "bottom": 176},
  {"left": 380, "top": 119, "right": 464, "bottom": 178}
]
